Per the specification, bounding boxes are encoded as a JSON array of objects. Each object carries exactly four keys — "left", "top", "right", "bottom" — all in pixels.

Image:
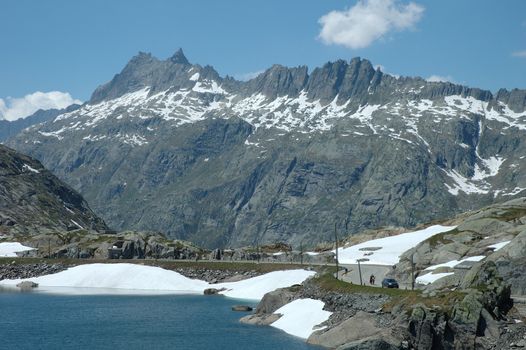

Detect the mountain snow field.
[{"left": 335, "top": 225, "right": 457, "bottom": 265}]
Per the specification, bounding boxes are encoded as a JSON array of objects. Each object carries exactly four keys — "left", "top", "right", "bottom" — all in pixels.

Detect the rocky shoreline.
[
  {"left": 172, "top": 267, "right": 260, "bottom": 283},
  {"left": 1, "top": 259, "right": 526, "bottom": 349},
  {"left": 0, "top": 262, "right": 69, "bottom": 281},
  {"left": 241, "top": 262, "right": 526, "bottom": 349}
]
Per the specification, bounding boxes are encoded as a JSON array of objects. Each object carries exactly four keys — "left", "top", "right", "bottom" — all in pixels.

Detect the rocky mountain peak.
[
  {"left": 15, "top": 49, "right": 526, "bottom": 247},
  {"left": 170, "top": 48, "right": 190, "bottom": 65},
  {"left": 245, "top": 64, "right": 308, "bottom": 99},
  {"left": 495, "top": 88, "right": 526, "bottom": 113},
  {"left": 305, "top": 57, "right": 378, "bottom": 104},
  {"left": 131, "top": 51, "right": 154, "bottom": 63},
  {"left": 90, "top": 49, "right": 205, "bottom": 104}
]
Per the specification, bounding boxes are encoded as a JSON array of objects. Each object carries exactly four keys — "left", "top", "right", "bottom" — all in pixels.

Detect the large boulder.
[
  {"left": 308, "top": 311, "right": 391, "bottom": 348},
  {"left": 456, "top": 218, "right": 514, "bottom": 237},
  {"left": 486, "top": 230, "right": 526, "bottom": 295},
  {"left": 240, "top": 287, "right": 299, "bottom": 326},
  {"left": 255, "top": 287, "right": 297, "bottom": 314},
  {"left": 336, "top": 338, "right": 402, "bottom": 350},
  {"left": 16, "top": 281, "right": 38, "bottom": 289},
  {"left": 460, "top": 261, "right": 512, "bottom": 316},
  {"left": 409, "top": 305, "right": 456, "bottom": 350}
]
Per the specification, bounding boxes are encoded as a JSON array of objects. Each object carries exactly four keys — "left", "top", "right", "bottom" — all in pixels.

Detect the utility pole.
[
  {"left": 411, "top": 253, "right": 415, "bottom": 291},
  {"left": 300, "top": 240, "right": 304, "bottom": 266},
  {"left": 357, "top": 258, "right": 365, "bottom": 285},
  {"left": 334, "top": 222, "right": 339, "bottom": 280}
]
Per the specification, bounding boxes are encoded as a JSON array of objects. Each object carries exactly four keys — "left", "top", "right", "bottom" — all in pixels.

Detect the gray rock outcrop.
[{"left": 0, "top": 144, "right": 108, "bottom": 236}]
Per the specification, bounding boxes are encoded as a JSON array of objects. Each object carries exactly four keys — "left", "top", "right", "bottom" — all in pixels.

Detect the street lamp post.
[
  {"left": 299, "top": 239, "right": 304, "bottom": 266},
  {"left": 356, "top": 258, "right": 368, "bottom": 286}
]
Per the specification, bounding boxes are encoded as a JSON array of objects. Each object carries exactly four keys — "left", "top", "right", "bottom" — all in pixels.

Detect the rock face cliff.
[
  {"left": 7, "top": 49, "right": 526, "bottom": 248},
  {"left": 0, "top": 144, "right": 107, "bottom": 235}
]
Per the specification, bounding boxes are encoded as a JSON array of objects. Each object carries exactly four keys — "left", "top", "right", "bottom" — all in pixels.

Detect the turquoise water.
[{"left": 0, "top": 290, "right": 318, "bottom": 350}]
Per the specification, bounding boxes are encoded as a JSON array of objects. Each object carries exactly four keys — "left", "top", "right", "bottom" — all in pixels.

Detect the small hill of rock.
[{"left": 0, "top": 144, "right": 107, "bottom": 236}]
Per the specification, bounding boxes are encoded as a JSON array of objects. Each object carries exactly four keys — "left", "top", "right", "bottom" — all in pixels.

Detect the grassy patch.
[
  {"left": 383, "top": 289, "right": 466, "bottom": 316},
  {"left": 312, "top": 272, "right": 466, "bottom": 315},
  {"left": 313, "top": 272, "right": 417, "bottom": 297}
]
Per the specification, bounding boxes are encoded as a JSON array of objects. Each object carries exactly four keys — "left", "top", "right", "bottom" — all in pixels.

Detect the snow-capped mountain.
[{"left": 8, "top": 49, "right": 526, "bottom": 247}]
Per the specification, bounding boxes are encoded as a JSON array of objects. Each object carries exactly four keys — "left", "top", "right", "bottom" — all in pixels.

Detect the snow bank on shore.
[
  {"left": 0, "top": 263, "right": 209, "bottom": 292},
  {"left": 0, "top": 242, "right": 35, "bottom": 257},
  {"left": 336, "top": 225, "right": 457, "bottom": 265},
  {"left": 217, "top": 270, "right": 315, "bottom": 300},
  {"left": 271, "top": 298, "right": 332, "bottom": 339},
  {"left": 0, "top": 263, "right": 314, "bottom": 300}
]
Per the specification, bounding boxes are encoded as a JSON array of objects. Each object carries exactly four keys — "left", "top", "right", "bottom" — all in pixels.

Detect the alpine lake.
[{"left": 0, "top": 288, "right": 319, "bottom": 350}]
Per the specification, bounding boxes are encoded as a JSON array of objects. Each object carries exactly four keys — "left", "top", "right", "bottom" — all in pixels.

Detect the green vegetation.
[
  {"left": 313, "top": 271, "right": 466, "bottom": 316},
  {"left": 313, "top": 271, "right": 414, "bottom": 297}
]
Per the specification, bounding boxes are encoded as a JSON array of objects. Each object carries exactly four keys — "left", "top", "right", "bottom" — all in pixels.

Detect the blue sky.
[{"left": 0, "top": 0, "right": 525, "bottom": 119}]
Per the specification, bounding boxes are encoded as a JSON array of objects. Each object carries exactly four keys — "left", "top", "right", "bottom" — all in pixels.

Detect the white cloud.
[
  {"left": 318, "top": 0, "right": 424, "bottom": 49},
  {"left": 426, "top": 75, "right": 455, "bottom": 83},
  {"left": 512, "top": 50, "right": 526, "bottom": 58},
  {"left": 234, "top": 70, "right": 265, "bottom": 81},
  {"left": 0, "top": 91, "right": 82, "bottom": 121},
  {"left": 374, "top": 64, "right": 400, "bottom": 78}
]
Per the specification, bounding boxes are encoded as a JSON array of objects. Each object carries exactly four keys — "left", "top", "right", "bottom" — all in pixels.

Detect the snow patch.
[
  {"left": 443, "top": 169, "right": 490, "bottom": 195},
  {"left": 216, "top": 270, "right": 315, "bottom": 300},
  {"left": 22, "top": 164, "right": 40, "bottom": 173},
  {"left": 271, "top": 298, "right": 332, "bottom": 339},
  {"left": 0, "top": 264, "right": 314, "bottom": 300},
  {"left": 444, "top": 95, "right": 486, "bottom": 115},
  {"left": 424, "top": 256, "right": 485, "bottom": 271},
  {"left": 416, "top": 272, "right": 454, "bottom": 285},
  {"left": 487, "top": 241, "right": 510, "bottom": 251},
  {"left": 336, "top": 225, "right": 457, "bottom": 265},
  {"left": 473, "top": 156, "right": 504, "bottom": 180},
  {"left": 70, "top": 219, "right": 84, "bottom": 230},
  {"left": 117, "top": 133, "right": 148, "bottom": 146},
  {"left": 0, "top": 242, "right": 36, "bottom": 257},
  {"left": 192, "top": 80, "right": 226, "bottom": 94}
]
